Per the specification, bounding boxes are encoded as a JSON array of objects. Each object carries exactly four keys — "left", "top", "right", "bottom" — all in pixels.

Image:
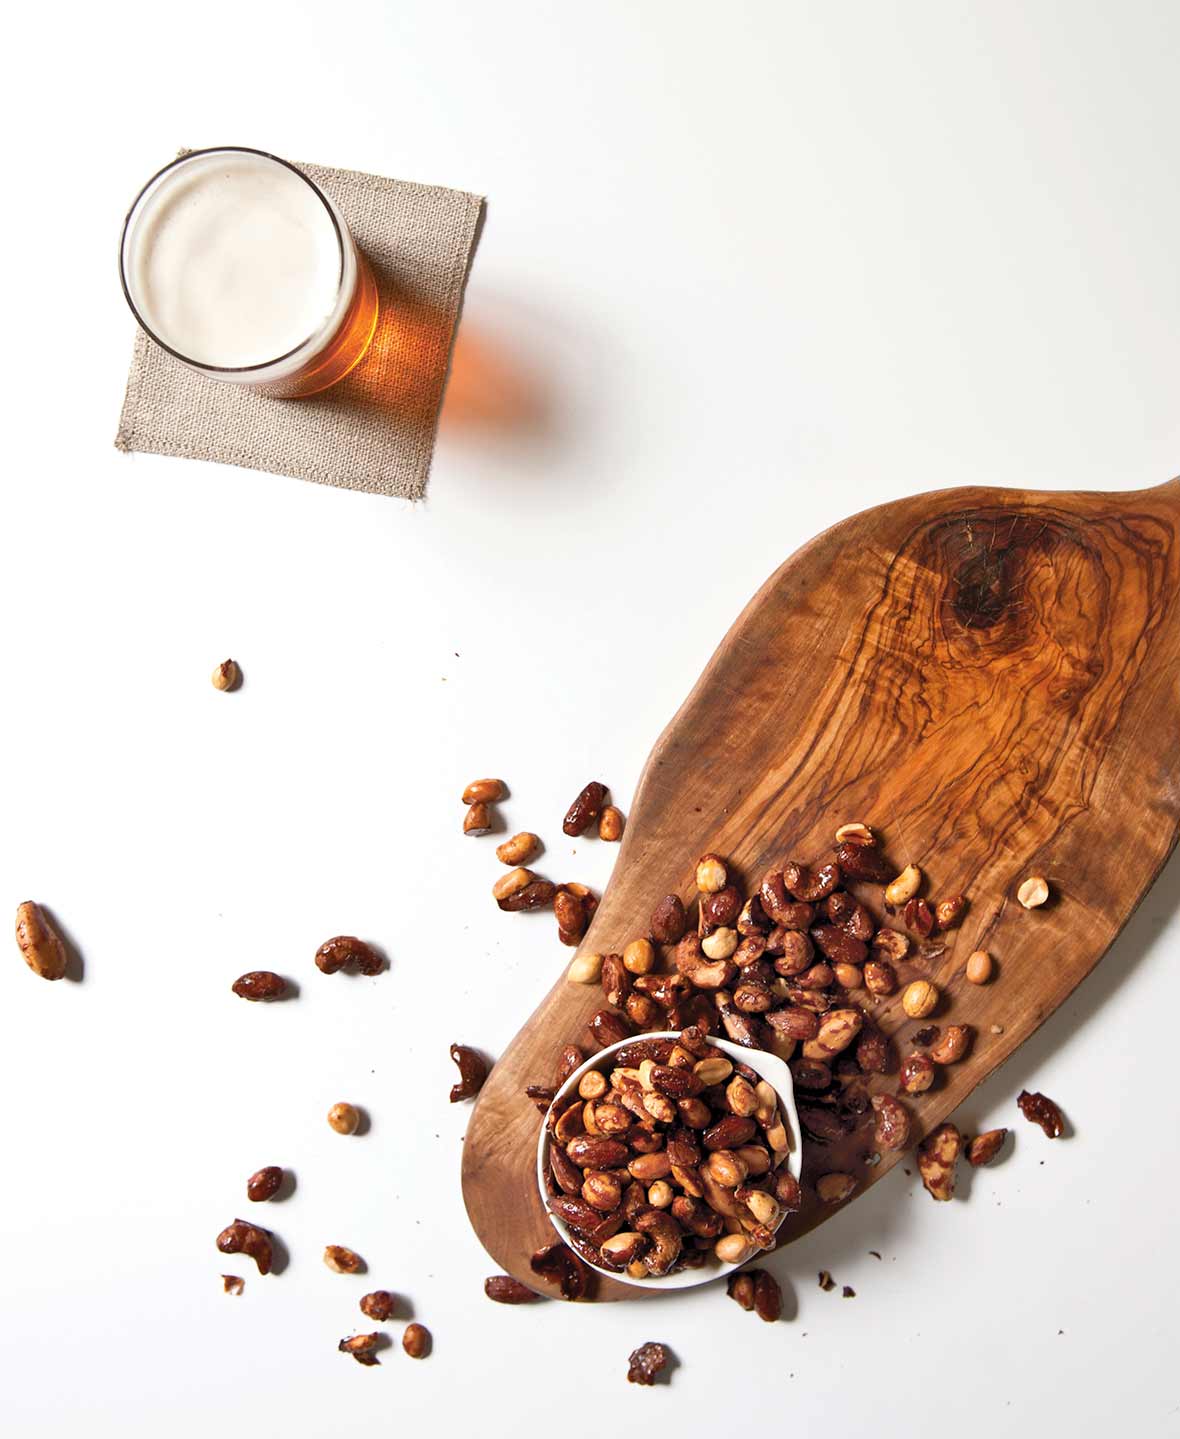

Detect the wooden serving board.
[{"left": 462, "top": 479, "right": 1180, "bottom": 1298}]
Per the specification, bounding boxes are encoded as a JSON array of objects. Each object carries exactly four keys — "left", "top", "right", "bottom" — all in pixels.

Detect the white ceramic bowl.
[{"left": 536, "top": 1031, "right": 802, "bottom": 1290}]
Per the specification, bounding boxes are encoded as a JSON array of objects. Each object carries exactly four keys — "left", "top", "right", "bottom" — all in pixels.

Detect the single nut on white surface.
[
  {"left": 1017, "top": 875, "right": 1050, "bottom": 909},
  {"left": 884, "top": 864, "right": 921, "bottom": 906},
  {"left": 701, "top": 927, "right": 738, "bottom": 960},
  {"left": 211, "top": 658, "right": 241, "bottom": 691},
  {"left": 15, "top": 901, "right": 68, "bottom": 981},
  {"left": 327, "top": 1102, "right": 360, "bottom": 1135},
  {"left": 566, "top": 951, "right": 603, "bottom": 985},
  {"left": 695, "top": 854, "right": 728, "bottom": 893}
]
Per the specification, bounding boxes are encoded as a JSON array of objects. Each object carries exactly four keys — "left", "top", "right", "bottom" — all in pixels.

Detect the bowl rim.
[{"left": 535, "top": 1030, "right": 802, "bottom": 1290}]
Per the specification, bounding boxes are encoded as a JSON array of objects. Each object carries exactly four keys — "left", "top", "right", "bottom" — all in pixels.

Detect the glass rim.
[{"left": 118, "top": 145, "right": 348, "bottom": 375}]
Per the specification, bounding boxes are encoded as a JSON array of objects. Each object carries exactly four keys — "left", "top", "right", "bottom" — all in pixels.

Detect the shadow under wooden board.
[{"left": 462, "top": 477, "right": 1180, "bottom": 1300}]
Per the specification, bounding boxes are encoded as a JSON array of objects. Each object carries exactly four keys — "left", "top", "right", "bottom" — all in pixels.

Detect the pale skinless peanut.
[
  {"left": 566, "top": 951, "right": 603, "bottom": 985},
  {"left": 598, "top": 806, "right": 625, "bottom": 841},
  {"left": 463, "top": 778, "right": 505, "bottom": 804},
  {"left": 764, "top": 1116, "right": 789, "bottom": 1153},
  {"left": 884, "top": 864, "right": 922, "bottom": 906},
  {"left": 1017, "top": 875, "right": 1050, "bottom": 909},
  {"left": 726, "top": 1076, "right": 758, "bottom": 1117},
  {"left": 495, "top": 832, "right": 539, "bottom": 866},
  {"left": 715, "top": 1233, "right": 754, "bottom": 1264},
  {"left": 693, "top": 1056, "right": 733, "bottom": 1086},
  {"left": 902, "top": 979, "right": 939, "bottom": 1019},
  {"left": 647, "top": 1180, "right": 674, "bottom": 1208},
  {"left": 834, "top": 822, "right": 874, "bottom": 846},
  {"left": 833, "top": 962, "right": 862, "bottom": 989},
  {"left": 695, "top": 854, "right": 728, "bottom": 893},
  {"left": 492, "top": 868, "right": 534, "bottom": 902},
  {"left": 735, "top": 1145, "right": 771, "bottom": 1176},
  {"left": 966, "top": 949, "right": 993, "bottom": 984},
  {"left": 701, "top": 927, "right": 738, "bottom": 960},
  {"left": 622, "top": 939, "right": 655, "bottom": 975},
  {"left": 705, "top": 1150, "right": 749, "bottom": 1187},
  {"left": 578, "top": 1070, "right": 607, "bottom": 1100}
]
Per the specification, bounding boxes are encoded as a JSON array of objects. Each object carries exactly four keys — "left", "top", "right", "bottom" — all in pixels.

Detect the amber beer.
[{"left": 119, "top": 147, "right": 378, "bottom": 398}]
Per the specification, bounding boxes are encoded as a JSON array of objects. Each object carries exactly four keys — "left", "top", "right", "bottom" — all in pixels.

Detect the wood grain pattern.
[{"left": 462, "top": 479, "right": 1180, "bottom": 1299}]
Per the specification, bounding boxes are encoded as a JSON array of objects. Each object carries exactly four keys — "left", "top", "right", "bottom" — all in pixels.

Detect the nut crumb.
[
  {"left": 842, "top": 1285, "right": 856, "bottom": 1298},
  {"left": 818, "top": 1270, "right": 835, "bottom": 1291},
  {"left": 868, "top": 1251, "right": 881, "bottom": 1260},
  {"left": 221, "top": 1274, "right": 244, "bottom": 1295},
  {"left": 338, "top": 1333, "right": 382, "bottom": 1366},
  {"left": 990, "top": 1024, "right": 1004, "bottom": 1035}
]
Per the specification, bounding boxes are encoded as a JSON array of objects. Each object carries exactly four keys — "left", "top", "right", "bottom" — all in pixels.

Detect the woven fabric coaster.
[{"left": 115, "top": 161, "right": 484, "bottom": 499}]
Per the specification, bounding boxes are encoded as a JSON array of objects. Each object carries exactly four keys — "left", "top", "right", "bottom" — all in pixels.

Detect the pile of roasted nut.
[{"left": 541, "top": 1024, "right": 801, "bottom": 1278}]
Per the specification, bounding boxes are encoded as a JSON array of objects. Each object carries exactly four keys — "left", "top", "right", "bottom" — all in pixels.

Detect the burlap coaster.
[{"left": 115, "top": 160, "right": 484, "bottom": 500}]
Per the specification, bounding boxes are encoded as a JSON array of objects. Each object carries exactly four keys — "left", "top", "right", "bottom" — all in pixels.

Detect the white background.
[{"left": 2, "top": 3, "right": 1178, "bottom": 1434}]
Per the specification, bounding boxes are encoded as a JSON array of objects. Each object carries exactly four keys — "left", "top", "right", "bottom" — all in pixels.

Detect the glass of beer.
[{"left": 119, "top": 147, "right": 378, "bottom": 398}]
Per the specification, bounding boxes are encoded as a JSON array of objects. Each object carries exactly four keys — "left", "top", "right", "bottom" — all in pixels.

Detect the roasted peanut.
[
  {"left": 463, "top": 802, "right": 492, "bottom": 835},
  {"left": 835, "top": 822, "right": 874, "bottom": 846},
  {"left": 14, "top": 902, "right": 68, "bottom": 981},
  {"left": 863, "top": 959, "right": 896, "bottom": 996},
  {"left": 934, "top": 894, "right": 967, "bottom": 928},
  {"left": 567, "top": 951, "right": 603, "bottom": 985},
  {"left": 706, "top": 1150, "right": 749, "bottom": 1187},
  {"left": 581, "top": 1171, "right": 623, "bottom": 1211},
  {"left": 217, "top": 1219, "right": 273, "bottom": 1274},
  {"left": 212, "top": 658, "right": 241, "bottom": 691},
  {"left": 598, "top": 806, "right": 625, "bottom": 841},
  {"left": 650, "top": 894, "right": 688, "bottom": 945},
  {"left": 815, "top": 1173, "right": 856, "bottom": 1203},
  {"left": 327, "top": 1101, "right": 360, "bottom": 1134},
  {"left": 642, "top": 1091, "right": 677, "bottom": 1123},
  {"left": 628, "top": 1151, "right": 672, "bottom": 1182},
  {"left": 735, "top": 1145, "right": 771, "bottom": 1177},
  {"left": 929, "top": 1025, "right": 972, "bottom": 1064},
  {"left": 577, "top": 1070, "right": 608, "bottom": 1101},
  {"left": 899, "top": 1054, "right": 936, "bottom": 1093},
  {"left": 315, "top": 935, "right": 383, "bottom": 976},
  {"left": 678, "top": 1097, "right": 712, "bottom": 1128},
  {"left": 402, "top": 1323, "right": 430, "bottom": 1359},
  {"left": 360, "top": 1290, "right": 396, "bottom": 1320},
  {"left": 965, "top": 949, "right": 993, "bottom": 984},
  {"left": 554, "top": 887, "right": 587, "bottom": 937},
  {"left": 884, "top": 864, "right": 922, "bottom": 905},
  {"left": 725, "top": 1075, "right": 758, "bottom": 1117},
  {"left": 450, "top": 1044, "right": 488, "bottom": 1101},
  {"left": 246, "top": 1166, "right": 283, "bottom": 1202},
  {"left": 871, "top": 927, "right": 909, "bottom": 961},
  {"left": 917, "top": 1122, "right": 962, "bottom": 1200},
  {"left": 338, "top": 1333, "right": 382, "bottom": 1365},
  {"left": 1018, "top": 1089, "right": 1064, "bottom": 1138},
  {"left": 493, "top": 867, "right": 534, "bottom": 902},
  {"left": 484, "top": 1275, "right": 540, "bottom": 1304},
  {"left": 967, "top": 1128, "right": 1008, "bottom": 1165},
  {"left": 623, "top": 938, "right": 655, "bottom": 975},
  {"left": 231, "top": 970, "right": 288, "bottom": 1001},
  {"left": 626, "top": 992, "right": 663, "bottom": 1027},
  {"left": 563, "top": 781, "right": 607, "bottom": 836},
  {"left": 833, "top": 962, "right": 863, "bottom": 989},
  {"left": 701, "top": 926, "right": 738, "bottom": 960},
  {"left": 496, "top": 832, "right": 539, "bottom": 866},
  {"left": 801, "top": 1008, "right": 863, "bottom": 1060},
  {"left": 1017, "top": 875, "right": 1050, "bottom": 908},
  {"left": 463, "top": 778, "right": 505, "bottom": 805},
  {"left": 902, "top": 980, "right": 939, "bottom": 1019},
  {"left": 871, "top": 1093, "right": 911, "bottom": 1150},
  {"left": 324, "top": 1245, "right": 364, "bottom": 1274}
]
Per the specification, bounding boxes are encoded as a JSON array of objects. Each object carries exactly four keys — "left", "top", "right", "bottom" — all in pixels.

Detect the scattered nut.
[
  {"left": 402, "top": 1323, "right": 430, "bottom": 1359},
  {"left": 450, "top": 1044, "right": 488, "bottom": 1102},
  {"left": 899, "top": 1053, "right": 936, "bottom": 1093},
  {"left": 965, "top": 949, "right": 993, "bottom": 984},
  {"left": 871, "top": 1093, "right": 911, "bottom": 1150},
  {"left": 816, "top": 1173, "right": 856, "bottom": 1204},
  {"left": 902, "top": 979, "right": 939, "bottom": 1019},
  {"left": 818, "top": 1269, "right": 835, "bottom": 1291},
  {"left": 216, "top": 1219, "right": 273, "bottom": 1274},
  {"left": 627, "top": 1341, "right": 670, "bottom": 1386},
  {"left": 462, "top": 778, "right": 504, "bottom": 804},
  {"left": 231, "top": 970, "right": 288, "bottom": 1001},
  {"left": 967, "top": 1129, "right": 1008, "bottom": 1166},
  {"left": 567, "top": 951, "right": 604, "bottom": 985},
  {"left": 496, "top": 832, "right": 539, "bottom": 866},
  {"left": 834, "top": 822, "right": 874, "bottom": 846},
  {"left": 1017, "top": 876, "right": 1050, "bottom": 909},
  {"left": 650, "top": 894, "right": 688, "bottom": 945},
  {"left": 902, "top": 897, "right": 936, "bottom": 937},
  {"left": 1018, "top": 1089, "right": 1064, "bottom": 1138},
  {"left": 563, "top": 781, "right": 607, "bottom": 837},
  {"left": 929, "top": 1025, "right": 972, "bottom": 1064},
  {"left": 360, "top": 1290, "right": 395, "bottom": 1321},
  {"left": 315, "top": 935, "right": 383, "bottom": 976},
  {"left": 14, "top": 901, "right": 68, "bottom": 981},
  {"left": 338, "top": 1333, "right": 382, "bottom": 1366},
  {"left": 484, "top": 1275, "right": 541, "bottom": 1304},
  {"left": 598, "top": 806, "right": 625, "bottom": 841},
  {"left": 833, "top": 962, "right": 862, "bottom": 989},
  {"left": 493, "top": 867, "right": 534, "bottom": 903},
  {"left": 863, "top": 959, "right": 897, "bottom": 996},
  {"left": 221, "top": 1274, "right": 244, "bottom": 1295},
  {"left": 246, "top": 1166, "right": 283, "bottom": 1202},
  {"left": 695, "top": 854, "right": 728, "bottom": 893},
  {"left": 917, "top": 1122, "right": 962, "bottom": 1200},
  {"left": 499, "top": 878, "right": 557, "bottom": 912},
  {"left": 727, "top": 1271, "right": 756, "bottom": 1310},
  {"left": 871, "top": 928, "right": 909, "bottom": 961},
  {"left": 934, "top": 894, "right": 967, "bottom": 928},
  {"left": 714, "top": 1233, "right": 754, "bottom": 1264},
  {"left": 463, "top": 802, "right": 492, "bottom": 836},
  {"left": 530, "top": 1242, "right": 591, "bottom": 1301},
  {"left": 752, "top": 1269, "right": 782, "bottom": 1321},
  {"left": 327, "top": 1102, "right": 360, "bottom": 1135},
  {"left": 212, "top": 659, "right": 241, "bottom": 691},
  {"left": 884, "top": 864, "right": 922, "bottom": 906},
  {"left": 623, "top": 938, "right": 656, "bottom": 975},
  {"left": 324, "top": 1245, "right": 365, "bottom": 1274}
]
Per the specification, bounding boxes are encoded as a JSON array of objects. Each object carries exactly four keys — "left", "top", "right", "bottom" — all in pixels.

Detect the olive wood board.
[{"left": 461, "top": 477, "right": 1180, "bottom": 1300}]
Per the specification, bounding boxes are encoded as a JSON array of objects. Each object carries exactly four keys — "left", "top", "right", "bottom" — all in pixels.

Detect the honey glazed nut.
[
  {"left": 360, "top": 1290, "right": 396, "bottom": 1321},
  {"left": 315, "top": 935, "right": 383, "bottom": 976},
  {"left": 324, "top": 1245, "right": 365, "bottom": 1274},
  {"left": 14, "top": 901, "right": 68, "bottom": 981},
  {"left": 246, "top": 1166, "right": 283, "bottom": 1202},
  {"left": 496, "top": 832, "right": 539, "bottom": 866},
  {"left": 231, "top": 970, "right": 288, "bottom": 1001},
  {"left": 902, "top": 980, "right": 939, "bottom": 1019},
  {"left": 598, "top": 806, "right": 625, "bottom": 841},
  {"left": 563, "top": 781, "right": 608, "bottom": 837},
  {"left": 450, "top": 1044, "right": 488, "bottom": 1102},
  {"left": 462, "top": 778, "right": 505, "bottom": 805},
  {"left": 402, "top": 1323, "right": 431, "bottom": 1359},
  {"left": 211, "top": 659, "right": 241, "bottom": 691},
  {"left": 463, "top": 802, "right": 493, "bottom": 836}
]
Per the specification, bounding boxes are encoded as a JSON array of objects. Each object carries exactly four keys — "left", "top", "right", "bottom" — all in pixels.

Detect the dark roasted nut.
[
  {"left": 549, "top": 1194, "right": 621, "bottom": 1243},
  {"left": 818, "top": 1269, "right": 836, "bottom": 1290},
  {"left": 855, "top": 1026, "right": 891, "bottom": 1074},
  {"left": 863, "top": 958, "right": 897, "bottom": 996},
  {"left": 217, "top": 1219, "right": 273, "bottom": 1275},
  {"left": 499, "top": 879, "right": 557, "bottom": 912},
  {"left": 771, "top": 930, "right": 815, "bottom": 975},
  {"left": 871, "top": 927, "right": 909, "bottom": 961},
  {"left": 703, "top": 1115, "right": 757, "bottom": 1151},
  {"left": 766, "top": 1006, "right": 821, "bottom": 1041},
  {"left": 598, "top": 805, "right": 625, "bottom": 841},
  {"left": 967, "top": 1128, "right": 1008, "bottom": 1166},
  {"left": 732, "top": 935, "right": 767, "bottom": 969},
  {"left": 650, "top": 894, "right": 688, "bottom": 945},
  {"left": 799, "top": 1105, "right": 845, "bottom": 1143},
  {"left": 714, "top": 991, "right": 765, "bottom": 1047},
  {"left": 626, "top": 992, "right": 664, "bottom": 1028},
  {"left": 1018, "top": 1090, "right": 1064, "bottom": 1138},
  {"left": 581, "top": 1171, "right": 623, "bottom": 1212},
  {"left": 231, "top": 970, "right": 288, "bottom": 1001},
  {"left": 339, "top": 1332, "right": 382, "bottom": 1365},
  {"left": 917, "top": 1122, "right": 962, "bottom": 1200},
  {"left": 627, "top": 1341, "right": 670, "bottom": 1386},
  {"left": 600, "top": 952, "right": 630, "bottom": 1008},
  {"left": 463, "top": 801, "right": 492, "bottom": 835},
  {"left": 666, "top": 1128, "right": 702, "bottom": 1167},
  {"left": 554, "top": 887, "right": 587, "bottom": 937},
  {"left": 701, "top": 885, "right": 742, "bottom": 928},
  {"left": 899, "top": 1053, "right": 936, "bottom": 1093},
  {"left": 650, "top": 1064, "right": 703, "bottom": 1098},
  {"left": 811, "top": 925, "right": 868, "bottom": 966},
  {"left": 773, "top": 1168, "right": 803, "bottom": 1211},
  {"left": 553, "top": 1096, "right": 586, "bottom": 1143},
  {"left": 599, "top": 1231, "right": 649, "bottom": 1269},
  {"left": 825, "top": 891, "right": 875, "bottom": 941},
  {"left": 526, "top": 1084, "right": 557, "bottom": 1112},
  {"left": 554, "top": 1044, "right": 585, "bottom": 1087},
  {"left": 588, "top": 1008, "right": 633, "bottom": 1049},
  {"left": 324, "top": 1245, "right": 365, "bottom": 1274},
  {"left": 563, "top": 781, "right": 607, "bottom": 836},
  {"left": 753, "top": 1270, "right": 782, "bottom": 1322},
  {"left": 934, "top": 894, "right": 967, "bottom": 929},
  {"left": 677, "top": 1096, "right": 712, "bottom": 1128},
  {"left": 614, "top": 1037, "right": 677, "bottom": 1066},
  {"left": 246, "top": 1166, "right": 283, "bottom": 1202},
  {"left": 835, "top": 840, "right": 894, "bottom": 881},
  {"left": 635, "top": 1209, "right": 683, "bottom": 1276},
  {"left": 790, "top": 1058, "right": 833, "bottom": 1090},
  {"left": 902, "top": 897, "right": 936, "bottom": 937},
  {"left": 929, "top": 1025, "right": 972, "bottom": 1064},
  {"left": 732, "top": 981, "right": 774, "bottom": 1013},
  {"left": 550, "top": 1143, "right": 583, "bottom": 1195},
  {"left": 402, "top": 1323, "right": 430, "bottom": 1359},
  {"left": 783, "top": 860, "right": 841, "bottom": 902},
  {"left": 782, "top": 985, "right": 832, "bottom": 1013},
  {"left": 628, "top": 1151, "right": 672, "bottom": 1182},
  {"left": 360, "top": 1290, "right": 395, "bottom": 1320},
  {"left": 728, "top": 1271, "right": 756, "bottom": 1309},
  {"left": 795, "top": 961, "right": 834, "bottom": 990},
  {"left": 759, "top": 871, "right": 793, "bottom": 924},
  {"left": 566, "top": 1135, "right": 630, "bottom": 1169},
  {"left": 802, "top": 1008, "right": 863, "bottom": 1059},
  {"left": 484, "top": 1274, "right": 540, "bottom": 1303},
  {"left": 737, "top": 893, "right": 769, "bottom": 935},
  {"left": 14, "top": 902, "right": 68, "bottom": 981},
  {"left": 450, "top": 1043, "right": 488, "bottom": 1102},
  {"left": 463, "top": 778, "right": 505, "bottom": 804},
  {"left": 565, "top": 882, "right": 598, "bottom": 922},
  {"left": 670, "top": 1194, "right": 723, "bottom": 1236},
  {"left": 871, "top": 1093, "right": 911, "bottom": 1150},
  {"left": 674, "top": 932, "right": 737, "bottom": 989},
  {"left": 530, "top": 1241, "right": 590, "bottom": 1301},
  {"left": 315, "top": 935, "right": 383, "bottom": 976},
  {"left": 221, "top": 1274, "right": 244, "bottom": 1295}
]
